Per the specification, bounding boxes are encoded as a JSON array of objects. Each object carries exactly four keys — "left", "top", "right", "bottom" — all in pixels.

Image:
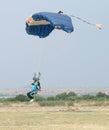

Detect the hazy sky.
[{"left": 0, "top": 0, "right": 109, "bottom": 90}]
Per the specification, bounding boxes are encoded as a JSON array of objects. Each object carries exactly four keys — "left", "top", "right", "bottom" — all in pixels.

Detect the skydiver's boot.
[{"left": 30, "top": 99, "right": 34, "bottom": 103}]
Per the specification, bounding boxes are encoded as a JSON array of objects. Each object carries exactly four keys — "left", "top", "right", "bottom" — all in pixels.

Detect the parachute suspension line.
[
  {"left": 70, "top": 14, "right": 102, "bottom": 29},
  {"left": 35, "top": 43, "right": 46, "bottom": 75},
  {"left": 70, "top": 15, "right": 95, "bottom": 26}
]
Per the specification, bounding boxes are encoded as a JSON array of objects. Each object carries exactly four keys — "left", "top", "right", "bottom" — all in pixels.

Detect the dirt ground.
[
  {"left": 0, "top": 102, "right": 109, "bottom": 112},
  {"left": 0, "top": 103, "right": 109, "bottom": 130}
]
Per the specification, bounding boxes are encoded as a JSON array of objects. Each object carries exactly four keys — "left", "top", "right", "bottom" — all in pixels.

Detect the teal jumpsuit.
[{"left": 27, "top": 82, "right": 38, "bottom": 99}]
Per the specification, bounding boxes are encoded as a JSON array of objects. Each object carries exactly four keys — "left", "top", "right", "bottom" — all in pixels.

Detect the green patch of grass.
[{"left": 38, "top": 100, "right": 66, "bottom": 106}]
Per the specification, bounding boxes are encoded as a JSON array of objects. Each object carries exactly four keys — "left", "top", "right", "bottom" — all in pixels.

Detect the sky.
[{"left": 0, "top": 0, "right": 109, "bottom": 91}]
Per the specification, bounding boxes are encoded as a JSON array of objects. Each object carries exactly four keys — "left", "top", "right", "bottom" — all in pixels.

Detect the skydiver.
[{"left": 27, "top": 73, "right": 41, "bottom": 102}]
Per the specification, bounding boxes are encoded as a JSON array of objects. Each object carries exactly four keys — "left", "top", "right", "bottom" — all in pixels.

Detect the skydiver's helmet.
[{"left": 33, "top": 77, "right": 40, "bottom": 82}]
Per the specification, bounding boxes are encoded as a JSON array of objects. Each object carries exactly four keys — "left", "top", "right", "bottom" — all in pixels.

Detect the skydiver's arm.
[
  {"left": 37, "top": 82, "right": 41, "bottom": 91},
  {"left": 38, "top": 86, "right": 41, "bottom": 91}
]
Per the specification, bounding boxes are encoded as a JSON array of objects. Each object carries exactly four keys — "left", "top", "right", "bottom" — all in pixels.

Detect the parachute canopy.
[{"left": 26, "top": 12, "right": 74, "bottom": 38}]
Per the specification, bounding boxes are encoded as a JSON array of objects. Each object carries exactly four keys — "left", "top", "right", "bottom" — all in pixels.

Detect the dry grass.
[{"left": 0, "top": 103, "right": 109, "bottom": 130}]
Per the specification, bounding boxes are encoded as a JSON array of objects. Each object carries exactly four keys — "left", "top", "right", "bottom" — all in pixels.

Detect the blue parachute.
[{"left": 26, "top": 12, "right": 74, "bottom": 38}]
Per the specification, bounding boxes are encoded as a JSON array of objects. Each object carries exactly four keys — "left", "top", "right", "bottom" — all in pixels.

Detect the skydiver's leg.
[{"left": 27, "top": 91, "right": 34, "bottom": 99}]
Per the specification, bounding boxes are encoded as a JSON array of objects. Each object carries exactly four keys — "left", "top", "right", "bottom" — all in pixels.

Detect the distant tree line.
[{"left": 0, "top": 91, "right": 109, "bottom": 106}]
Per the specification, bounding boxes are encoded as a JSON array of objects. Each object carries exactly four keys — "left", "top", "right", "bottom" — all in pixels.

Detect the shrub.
[
  {"left": 34, "top": 95, "right": 44, "bottom": 101},
  {"left": 47, "top": 96, "right": 55, "bottom": 100},
  {"left": 68, "top": 91, "right": 77, "bottom": 97},
  {"left": 15, "top": 94, "right": 28, "bottom": 102},
  {"left": 81, "top": 94, "right": 95, "bottom": 100},
  {"left": 96, "top": 92, "right": 105, "bottom": 98},
  {"left": 56, "top": 92, "right": 68, "bottom": 100},
  {"left": 67, "top": 101, "right": 74, "bottom": 106}
]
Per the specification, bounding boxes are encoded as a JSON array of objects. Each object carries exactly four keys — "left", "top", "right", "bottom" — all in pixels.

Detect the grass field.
[{"left": 0, "top": 103, "right": 109, "bottom": 130}]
